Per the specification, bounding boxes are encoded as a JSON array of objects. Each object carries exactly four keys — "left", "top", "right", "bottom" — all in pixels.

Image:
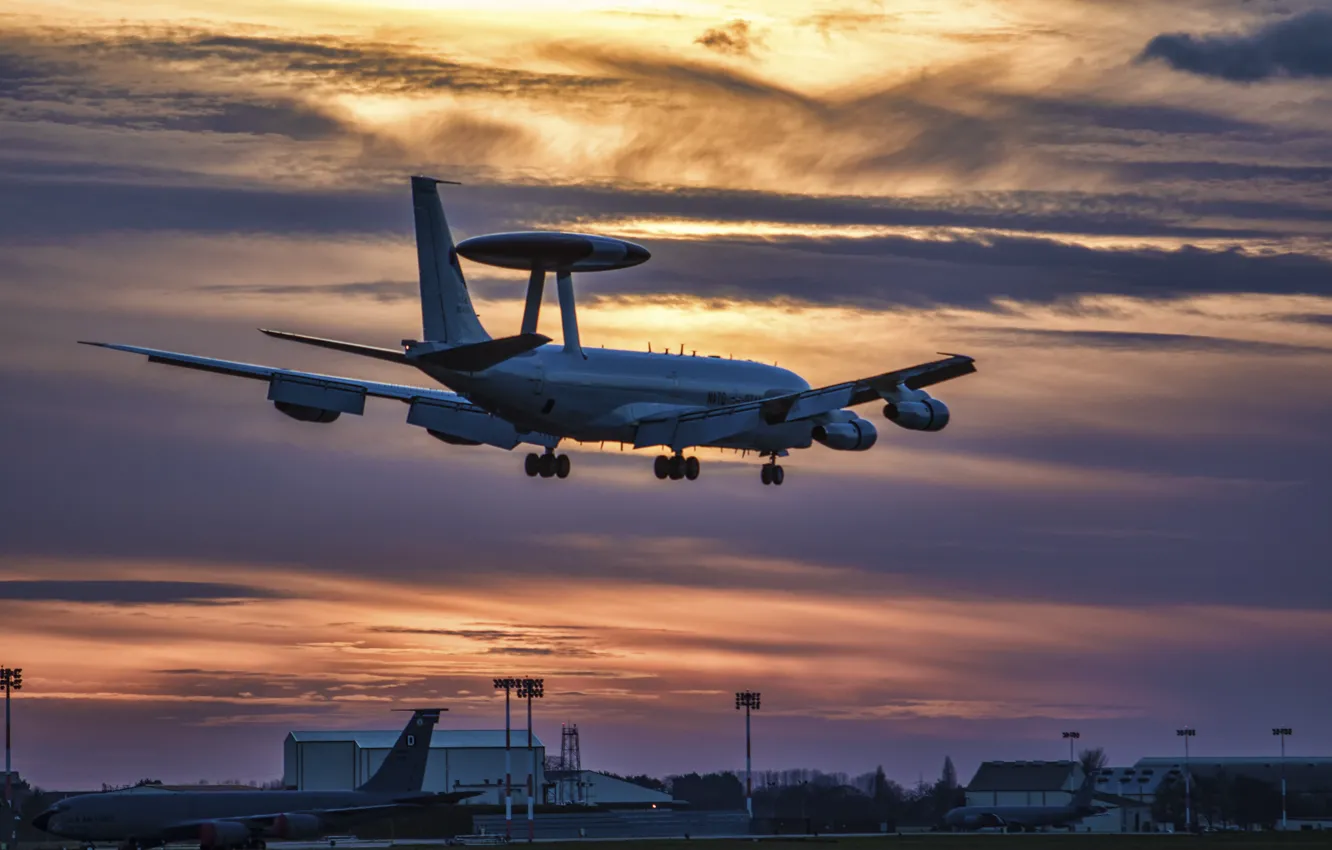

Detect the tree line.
[{"left": 609, "top": 756, "right": 968, "bottom": 829}]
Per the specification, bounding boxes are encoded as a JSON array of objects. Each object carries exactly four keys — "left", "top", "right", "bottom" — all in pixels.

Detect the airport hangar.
[
  {"left": 284, "top": 729, "right": 674, "bottom": 808},
  {"left": 285, "top": 729, "right": 546, "bottom": 805}
]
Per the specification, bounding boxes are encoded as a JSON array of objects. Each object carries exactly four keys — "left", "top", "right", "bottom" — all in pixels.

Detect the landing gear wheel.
[
  {"left": 654, "top": 455, "right": 670, "bottom": 480},
  {"left": 669, "top": 455, "right": 685, "bottom": 480},
  {"left": 524, "top": 453, "right": 540, "bottom": 477},
  {"left": 772, "top": 465, "right": 785, "bottom": 486},
  {"left": 555, "top": 453, "right": 571, "bottom": 479},
  {"left": 538, "top": 452, "right": 556, "bottom": 478},
  {"left": 760, "top": 464, "right": 773, "bottom": 486},
  {"left": 684, "top": 456, "right": 700, "bottom": 480}
]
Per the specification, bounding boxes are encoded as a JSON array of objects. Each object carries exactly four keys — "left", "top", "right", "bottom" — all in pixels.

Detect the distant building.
[
  {"left": 544, "top": 770, "right": 676, "bottom": 807},
  {"left": 964, "top": 760, "right": 1085, "bottom": 807},
  {"left": 1134, "top": 756, "right": 1332, "bottom": 793},
  {"left": 284, "top": 729, "right": 544, "bottom": 805}
]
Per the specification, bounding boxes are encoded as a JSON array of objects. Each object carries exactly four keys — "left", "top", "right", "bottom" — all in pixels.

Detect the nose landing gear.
[
  {"left": 654, "top": 454, "right": 700, "bottom": 481},
  {"left": 524, "top": 451, "right": 571, "bottom": 479}
]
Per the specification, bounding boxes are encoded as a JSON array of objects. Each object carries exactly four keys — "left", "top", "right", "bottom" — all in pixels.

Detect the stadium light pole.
[
  {"left": 1273, "top": 727, "right": 1292, "bottom": 830},
  {"left": 493, "top": 678, "right": 519, "bottom": 840},
  {"left": 1, "top": 667, "right": 22, "bottom": 850},
  {"left": 735, "top": 691, "right": 760, "bottom": 820},
  {"left": 517, "top": 678, "right": 544, "bottom": 843},
  {"left": 1176, "top": 727, "right": 1195, "bottom": 832},
  {"left": 1062, "top": 730, "right": 1080, "bottom": 764}
]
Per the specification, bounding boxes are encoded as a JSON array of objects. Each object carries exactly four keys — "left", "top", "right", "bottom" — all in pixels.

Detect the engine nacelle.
[
  {"left": 427, "top": 429, "right": 482, "bottom": 446},
  {"left": 963, "top": 813, "right": 1005, "bottom": 830},
  {"left": 883, "top": 398, "right": 949, "bottom": 432},
  {"left": 811, "top": 417, "right": 878, "bottom": 451},
  {"left": 269, "top": 813, "right": 322, "bottom": 840},
  {"left": 199, "top": 820, "right": 249, "bottom": 849},
  {"left": 274, "top": 401, "right": 341, "bottom": 423}
]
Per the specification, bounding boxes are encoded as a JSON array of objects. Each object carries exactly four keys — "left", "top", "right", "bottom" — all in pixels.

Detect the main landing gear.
[
  {"left": 760, "top": 456, "right": 786, "bottom": 486},
  {"left": 654, "top": 454, "right": 700, "bottom": 481},
  {"left": 524, "top": 451, "right": 571, "bottom": 479}
]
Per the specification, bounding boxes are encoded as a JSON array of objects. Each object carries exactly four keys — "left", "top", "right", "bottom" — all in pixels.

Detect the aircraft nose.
[{"left": 31, "top": 809, "right": 54, "bottom": 832}]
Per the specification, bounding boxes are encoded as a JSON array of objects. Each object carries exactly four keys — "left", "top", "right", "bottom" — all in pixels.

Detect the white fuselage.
[{"left": 423, "top": 345, "right": 818, "bottom": 451}]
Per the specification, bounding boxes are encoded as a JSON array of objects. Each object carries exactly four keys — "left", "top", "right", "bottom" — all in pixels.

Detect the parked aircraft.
[
  {"left": 943, "top": 773, "right": 1108, "bottom": 832},
  {"left": 32, "top": 709, "right": 475, "bottom": 850},
  {"left": 84, "top": 177, "right": 976, "bottom": 486}
]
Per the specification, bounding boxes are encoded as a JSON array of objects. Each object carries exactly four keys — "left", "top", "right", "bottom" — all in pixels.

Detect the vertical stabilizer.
[
  {"left": 356, "top": 708, "right": 444, "bottom": 794},
  {"left": 1072, "top": 770, "right": 1096, "bottom": 808},
  {"left": 411, "top": 177, "right": 490, "bottom": 345}
]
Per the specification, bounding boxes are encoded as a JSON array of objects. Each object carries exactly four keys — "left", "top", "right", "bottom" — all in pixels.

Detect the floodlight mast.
[
  {"left": 517, "top": 679, "right": 544, "bottom": 843},
  {"left": 493, "top": 678, "right": 518, "bottom": 840},
  {"left": 1062, "top": 730, "right": 1080, "bottom": 764},
  {"left": 1176, "top": 727, "right": 1196, "bottom": 832},
  {"left": 735, "top": 691, "right": 760, "bottom": 820},
  {"left": 1, "top": 667, "right": 22, "bottom": 850},
  {"left": 1273, "top": 727, "right": 1292, "bottom": 831}
]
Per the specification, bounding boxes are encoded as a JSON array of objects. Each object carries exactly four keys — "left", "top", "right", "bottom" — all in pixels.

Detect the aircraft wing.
[
  {"left": 81, "top": 342, "right": 557, "bottom": 450},
  {"left": 633, "top": 354, "right": 976, "bottom": 450}
]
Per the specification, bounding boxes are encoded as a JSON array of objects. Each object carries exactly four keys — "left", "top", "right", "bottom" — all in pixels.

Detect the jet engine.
[
  {"left": 962, "top": 813, "right": 1006, "bottom": 830},
  {"left": 199, "top": 820, "right": 250, "bottom": 849},
  {"left": 811, "top": 417, "right": 878, "bottom": 451},
  {"left": 274, "top": 401, "right": 341, "bottom": 423},
  {"left": 883, "top": 397, "right": 949, "bottom": 432},
  {"left": 269, "top": 813, "right": 322, "bottom": 840}
]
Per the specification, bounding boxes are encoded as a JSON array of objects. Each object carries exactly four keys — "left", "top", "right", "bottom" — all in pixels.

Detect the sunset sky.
[{"left": 2, "top": 0, "right": 1331, "bottom": 791}]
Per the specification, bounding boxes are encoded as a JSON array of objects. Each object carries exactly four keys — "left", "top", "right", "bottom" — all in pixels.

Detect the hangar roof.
[
  {"left": 288, "top": 729, "right": 545, "bottom": 749},
  {"left": 966, "top": 760, "right": 1081, "bottom": 792}
]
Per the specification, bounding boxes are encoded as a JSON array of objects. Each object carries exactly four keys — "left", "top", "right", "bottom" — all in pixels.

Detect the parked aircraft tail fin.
[
  {"left": 1073, "top": 770, "right": 1097, "bottom": 808},
  {"left": 411, "top": 177, "right": 490, "bottom": 345},
  {"left": 356, "top": 708, "right": 445, "bottom": 794}
]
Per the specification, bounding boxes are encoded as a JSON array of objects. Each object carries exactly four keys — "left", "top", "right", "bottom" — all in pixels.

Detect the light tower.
[
  {"left": 493, "top": 678, "right": 519, "bottom": 840},
  {"left": 1273, "top": 727, "right": 1292, "bottom": 830},
  {"left": 1, "top": 667, "right": 22, "bottom": 850},
  {"left": 517, "top": 678, "right": 544, "bottom": 842},
  {"left": 735, "top": 691, "right": 760, "bottom": 820},
  {"left": 1176, "top": 727, "right": 1196, "bottom": 832},
  {"left": 1062, "top": 730, "right": 1080, "bottom": 764}
]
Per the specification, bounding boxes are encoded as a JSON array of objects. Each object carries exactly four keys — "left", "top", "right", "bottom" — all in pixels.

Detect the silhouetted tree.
[
  {"left": 667, "top": 772, "right": 744, "bottom": 810},
  {"left": 940, "top": 756, "right": 958, "bottom": 790},
  {"left": 1078, "top": 748, "right": 1108, "bottom": 775}
]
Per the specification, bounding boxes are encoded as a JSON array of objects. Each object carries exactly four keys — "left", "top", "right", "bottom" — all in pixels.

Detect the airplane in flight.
[
  {"left": 84, "top": 177, "right": 976, "bottom": 486},
  {"left": 942, "top": 773, "right": 1111, "bottom": 832},
  {"left": 32, "top": 708, "right": 476, "bottom": 850}
]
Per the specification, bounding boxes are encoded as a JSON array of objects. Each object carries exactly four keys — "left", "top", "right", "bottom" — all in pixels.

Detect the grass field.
[
  {"left": 20, "top": 835, "right": 1331, "bottom": 850},
  {"left": 490, "top": 836, "right": 1329, "bottom": 850}
]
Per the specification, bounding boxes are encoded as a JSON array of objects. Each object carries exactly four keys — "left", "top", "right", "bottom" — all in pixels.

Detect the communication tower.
[{"left": 559, "top": 723, "right": 584, "bottom": 805}]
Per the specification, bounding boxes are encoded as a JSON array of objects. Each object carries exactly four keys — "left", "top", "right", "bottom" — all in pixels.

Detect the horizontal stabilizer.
[
  {"left": 259, "top": 329, "right": 410, "bottom": 365},
  {"left": 412, "top": 333, "right": 550, "bottom": 372}
]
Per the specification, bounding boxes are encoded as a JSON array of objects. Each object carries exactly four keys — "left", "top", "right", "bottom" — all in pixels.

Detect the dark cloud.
[
  {"left": 1139, "top": 10, "right": 1332, "bottom": 81},
  {"left": 1283, "top": 312, "right": 1332, "bottom": 325},
  {"left": 204, "top": 281, "right": 418, "bottom": 302},
  {"left": 965, "top": 327, "right": 1332, "bottom": 355},
  {"left": 0, "top": 580, "right": 292, "bottom": 606},
  {"left": 693, "top": 20, "right": 759, "bottom": 57}
]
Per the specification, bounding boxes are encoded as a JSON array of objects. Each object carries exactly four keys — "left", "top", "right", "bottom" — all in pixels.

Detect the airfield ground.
[{"left": 22, "top": 835, "right": 1331, "bottom": 850}]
